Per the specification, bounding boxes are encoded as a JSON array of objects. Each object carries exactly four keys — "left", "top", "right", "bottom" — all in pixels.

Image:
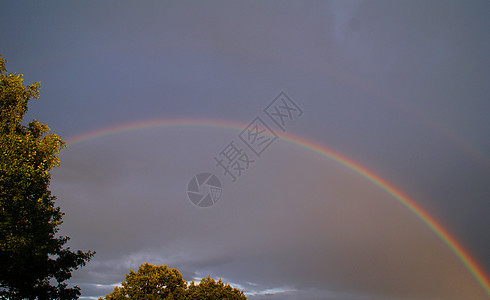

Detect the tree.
[
  {"left": 101, "top": 263, "right": 187, "bottom": 300},
  {"left": 0, "top": 55, "right": 94, "bottom": 299},
  {"left": 185, "top": 276, "right": 246, "bottom": 300},
  {"left": 101, "top": 263, "right": 246, "bottom": 300}
]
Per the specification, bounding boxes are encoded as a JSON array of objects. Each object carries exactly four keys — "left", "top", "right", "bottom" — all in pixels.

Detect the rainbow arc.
[{"left": 65, "top": 118, "right": 490, "bottom": 296}]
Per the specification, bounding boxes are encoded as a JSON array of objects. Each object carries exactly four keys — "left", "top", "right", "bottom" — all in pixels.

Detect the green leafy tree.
[
  {"left": 185, "top": 276, "right": 246, "bottom": 300},
  {"left": 0, "top": 55, "right": 94, "bottom": 299},
  {"left": 101, "top": 263, "right": 246, "bottom": 300},
  {"left": 101, "top": 263, "right": 187, "bottom": 300}
]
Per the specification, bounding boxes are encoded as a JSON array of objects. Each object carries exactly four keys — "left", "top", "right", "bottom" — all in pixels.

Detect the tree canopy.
[
  {"left": 101, "top": 263, "right": 246, "bottom": 300},
  {"left": 185, "top": 276, "right": 247, "bottom": 300},
  {"left": 0, "top": 55, "right": 94, "bottom": 299}
]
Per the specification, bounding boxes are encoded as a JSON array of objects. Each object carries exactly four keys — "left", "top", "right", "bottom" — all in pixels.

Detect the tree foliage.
[
  {"left": 0, "top": 55, "right": 94, "bottom": 299},
  {"left": 185, "top": 276, "right": 246, "bottom": 300},
  {"left": 103, "top": 263, "right": 187, "bottom": 300},
  {"left": 101, "top": 263, "right": 246, "bottom": 300}
]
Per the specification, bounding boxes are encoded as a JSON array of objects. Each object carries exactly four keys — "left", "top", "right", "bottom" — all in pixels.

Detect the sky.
[{"left": 1, "top": 1, "right": 489, "bottom": 299}]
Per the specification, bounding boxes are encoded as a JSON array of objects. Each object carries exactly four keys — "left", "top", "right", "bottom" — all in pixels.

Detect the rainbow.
[{"left": 65, "top": 118, "right": 490, "bottom": 296}]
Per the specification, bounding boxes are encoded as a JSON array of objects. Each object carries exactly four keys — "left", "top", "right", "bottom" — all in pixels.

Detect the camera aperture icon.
[{"left": 187, "top": 172, "right": 222, "bottom": 207}]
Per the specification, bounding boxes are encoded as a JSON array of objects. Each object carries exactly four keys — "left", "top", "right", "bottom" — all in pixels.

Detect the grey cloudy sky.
[{"left": 1, "top": 1, "right": 489, "bottom": 299}]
